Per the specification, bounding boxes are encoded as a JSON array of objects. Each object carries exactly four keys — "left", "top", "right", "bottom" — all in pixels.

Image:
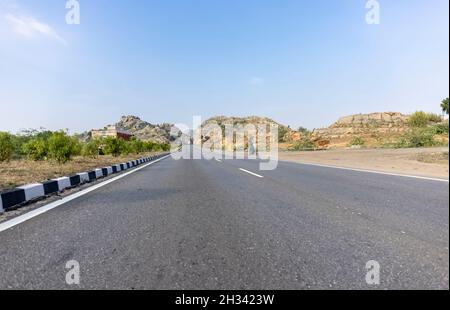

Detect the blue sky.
[{"left": 0, "top": 0, "right": 448, "bottom": 133}]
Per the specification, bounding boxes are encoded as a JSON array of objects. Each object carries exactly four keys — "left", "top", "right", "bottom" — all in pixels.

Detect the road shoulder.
[{"left": 278, "top": 147, "right": 449, "bottom": 180}]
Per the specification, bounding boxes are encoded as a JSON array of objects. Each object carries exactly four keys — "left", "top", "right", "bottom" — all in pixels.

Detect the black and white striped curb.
[{"left": 0, "top": 153, "right": 169, "bottom": 213}]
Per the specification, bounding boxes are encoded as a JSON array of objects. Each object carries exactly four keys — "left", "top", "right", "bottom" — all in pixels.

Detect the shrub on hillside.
[
  {"left": 395, "top": 128, "right": 439, "bottom": 148},
  {"left": 348, "top": 136, "right": 365, "bottom": 147},
  {"left": 298, "top": 127, "right": 311, "bottom": 135},
  {"left": 278, "top": 126, "right": 288, "bottom": 143},
  {"left": 408, "top": 111, "right": 429, "bottom": 127},
  {"left": 426, "top": 113, "right": 443, "bottom": 123},
  {"left": 442, "top": 98, "right": 449, "bottom": 115},
  {"left": 0, "top": 132, "right": 13, "bottom": 162},
  {"left": 408, "top": 111, "right": 442, "bottom": 128},
  {"left": 429, "top": 121, "right": 449, "bottom": 135},
  {"left": 291, "top": 136, "right": 315, "bottom": 151}
]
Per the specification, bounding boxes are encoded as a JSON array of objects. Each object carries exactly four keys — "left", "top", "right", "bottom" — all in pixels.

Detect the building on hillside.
[{"left": 91, "top": 125, "right": 134, "bottom": 141}]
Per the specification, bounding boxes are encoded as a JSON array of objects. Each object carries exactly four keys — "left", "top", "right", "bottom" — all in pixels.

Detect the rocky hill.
[
  {"left": 201, "top": 116, "right": 301, "bottom": 143},
  {"left": 115, "top": 115, "right": 173, "bottom": 144},
  {"left": 82, "top": 112, "right": 445, "bottom": 150},
  {"left": 311, "top": 112, "right": 411, "bottom": 148}
]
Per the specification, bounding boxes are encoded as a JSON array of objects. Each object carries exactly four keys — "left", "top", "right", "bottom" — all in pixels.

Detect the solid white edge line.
[
  {"left": 0, "top": 155, "right": 171, "bottom": 233},
  {"left": 290, "top": 161, "right": 449, "bottom": 183},
  {"left": 239, "top": 168, "right": 264, "bottom": 178}
]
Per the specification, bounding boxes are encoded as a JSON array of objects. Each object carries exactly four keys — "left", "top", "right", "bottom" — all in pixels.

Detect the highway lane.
[{"left": 0, "top": 156, "right": 448, "bottom": 289}]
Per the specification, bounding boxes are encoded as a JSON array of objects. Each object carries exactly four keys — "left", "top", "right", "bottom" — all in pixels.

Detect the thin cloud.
[{"left": 4, "top": 13, "right": 66, "bottom": 45}]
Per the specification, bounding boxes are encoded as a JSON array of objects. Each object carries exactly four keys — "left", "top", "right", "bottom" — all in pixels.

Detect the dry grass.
[
  {"left": 415, "top": 151, "right": 449, "bottom": 165},
  {"left": 0, "top": 152, "right": 163, "bottom": 192}
]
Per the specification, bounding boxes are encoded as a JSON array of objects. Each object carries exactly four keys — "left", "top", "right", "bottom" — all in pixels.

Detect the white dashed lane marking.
[{"left": 239, "top": 168, "right": 264, "bottom": 178}]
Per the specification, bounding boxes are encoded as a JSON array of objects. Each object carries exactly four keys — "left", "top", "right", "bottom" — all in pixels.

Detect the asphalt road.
[{"left": 0, "top": 154, "right": 448, "bottom": 289}]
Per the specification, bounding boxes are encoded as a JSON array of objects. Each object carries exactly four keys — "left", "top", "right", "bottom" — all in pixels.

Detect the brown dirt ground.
[
  {"left": 279, "top": 147, "right": 449, "bottom": 180},
  {"left": 0, "top": 152, "right": 164, "bottom": 192}
]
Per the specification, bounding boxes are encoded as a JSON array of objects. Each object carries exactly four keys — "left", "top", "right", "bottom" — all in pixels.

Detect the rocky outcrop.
[
  {"left": 115, "top": 116, "right": 173, "bottom": 144},
  {"left": 201, "top": 116, "right": 301, "bottom": 143},
  {"left": 312, "top": 112, "right": 410, "bottom": 148}
]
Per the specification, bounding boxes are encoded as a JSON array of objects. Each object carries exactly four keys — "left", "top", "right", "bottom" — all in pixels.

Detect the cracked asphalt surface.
[{"left": 0, "top": 155, "right": 448, "bottom": 289}]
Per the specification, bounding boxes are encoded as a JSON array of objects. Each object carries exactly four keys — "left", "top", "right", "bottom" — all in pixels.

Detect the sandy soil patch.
[{"left": 279, "top": 147, "right": 449, "bottom": 179}]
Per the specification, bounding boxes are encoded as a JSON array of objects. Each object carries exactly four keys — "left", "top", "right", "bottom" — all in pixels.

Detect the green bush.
[
  {"left": 152, "top": 143, "right": 162, "bottom": 152},
  {"left": 428, "top": 121, "right": 449, "bottom": 135},
  {"left": 140, "top": 141, "right": 169, "bottom": 152},
  {"left": 442, "top": 98, "right": 449, "bottom": 115},
  {"left": 103, "top": 137, "right": 124, "bottom": 157},
  {"left": 119, "top": 140, "right": 132, "bottom": 155},
  {"left": 291, "top": 137, "right": 315, "bottom": 151},
  {"left": 426, "top": 113, "right": 443, "bottom": 123},
  {"left": 0, "top": 132, "right": 13, "bottom": 162},
  {"left": 161, "top": 143, "right": 170, "bottom": 151},
  {"left": 82, "top": 139, "right": 101, "bottom": 158},
  {"left": 7, "top": 128, "right": 168, "bottom": 162},
  {"left": 408, "top": 111, "right": 442, "bottom": 128},
  {"left": 144, "top": 141, "right": 155, "bottom": 152},
  {"left": 23, "top": 137, "right": 49, "bottom": 161},
  {"left": 21, "top": 130, "right": 56, "bottom": 161},
  {"left": 129, "top": 139, "right": 145, "bottom": 154},
  {"left": 47, "top": 131, "right": 81, "bottom": 163},
  {"left": 278, "top": 126, "right": 288, "bottom": 143},
  {"left": 71, "top": 137, "right": 82, "bottom": 156},
  {"left": 100, "top": 137, "right": 169, "bottom": 157},
  {"left": 408, "top": 111, "right": 429, "bottom": 127},
  {"left": 10, "top": 134, "right": 32, "bottom": 158},
  {"left": 35, "top": 130, "right": 54, "bottom": 140},
  {"left": 297, "top": 127, "right": 311, "bottom": 135},
  {"left": 348, "top": 136, "right": 365, "bottom": 147},
  {"left": 395, "top": 128, "right": 438, "bottom": 148}
]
